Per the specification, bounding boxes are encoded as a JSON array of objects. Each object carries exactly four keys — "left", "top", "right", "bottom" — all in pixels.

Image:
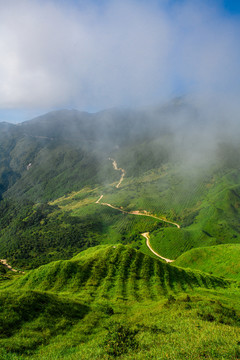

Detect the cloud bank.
[{"left": 0, "top": 0, "right": 239, "bottom": 110}]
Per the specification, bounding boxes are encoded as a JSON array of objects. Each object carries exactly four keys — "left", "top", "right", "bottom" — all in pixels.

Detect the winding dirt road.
[
  {"left": 96, "top": 158, "right": 180, "bottom": 262},
  {"left": 141, "top": 232, "right": 174, "bottom": 263},
  {"left": 96, "top": 195, "right": 103, "bottom": 204},
  {"left": 0, "top": 259, "right": 25, "bottom": 273},
  {"left": 109, "top": 158, "right": 126, "bottom": 188}
]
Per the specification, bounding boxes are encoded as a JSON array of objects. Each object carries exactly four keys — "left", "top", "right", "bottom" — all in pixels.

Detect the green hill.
[
  {"left": 9, "top": 245, "right": 230, "bottom": 301},
  {"left": 175, "top": 244, "right": 240, "bottom": 281},
  {"left": 0, "top": 245, "right": 240, "bottom": 359}
]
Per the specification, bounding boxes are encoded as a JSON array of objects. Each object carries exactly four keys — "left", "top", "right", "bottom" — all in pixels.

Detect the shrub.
[{"left": 103, "top": 321, "right": 139, "bottom": 357}]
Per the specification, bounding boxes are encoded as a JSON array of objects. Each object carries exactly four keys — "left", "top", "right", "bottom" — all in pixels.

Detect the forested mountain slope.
[
  {"left": 0, "top": 100, "right": 214, "bottom": 202},
  {"left": 1, "top": 100, "right": 240, "bottom": 269}
]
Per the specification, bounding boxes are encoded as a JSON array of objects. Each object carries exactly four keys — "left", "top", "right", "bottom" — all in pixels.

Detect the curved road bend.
[
  {"left": 96, "top": 158, "right": 180, "bottom": 262},
  {"left": 141, "top": 232, "right": 174, "bottom": 262}
]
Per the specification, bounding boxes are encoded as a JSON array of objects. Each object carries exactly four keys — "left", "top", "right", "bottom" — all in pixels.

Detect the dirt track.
[
  {"left": 0, "top": 259, "right": 25, "bottom": 273},
  {"left": 95, "top": 195, "right": 103, "bottom": 203},
  {"left": 96, "top": 159, "right": 180, "bottom": 262},
  {"left": 109, "top": 158, "right": 126, "bottom": 188},
  {"left": 141, "top": 232, "right": 174, "bottom": 262}
]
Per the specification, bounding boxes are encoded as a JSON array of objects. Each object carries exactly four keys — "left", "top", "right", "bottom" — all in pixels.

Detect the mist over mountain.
[{"left": 1, "top": 97, "right": 239, "bottom": 203}]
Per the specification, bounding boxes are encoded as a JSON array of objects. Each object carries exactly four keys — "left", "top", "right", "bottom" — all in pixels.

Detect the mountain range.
[{"left": 0, "top": 99, "right": 240, "bottom": 359}]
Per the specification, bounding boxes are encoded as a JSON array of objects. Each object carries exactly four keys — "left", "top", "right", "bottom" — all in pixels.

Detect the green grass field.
[
  {"left": 0, "top": 245, "right": 239, "bottom": 359},
  {"left": 175, "top": 244, "right": 240, "bottom": 281}
]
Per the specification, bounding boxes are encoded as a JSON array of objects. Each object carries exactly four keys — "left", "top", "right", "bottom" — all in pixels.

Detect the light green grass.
[
  {"left": 0, "top": 245, "right": 239, "bottom": 359},
  {"left": 175, "top": 244, "right": 240, "bottom": 281}
]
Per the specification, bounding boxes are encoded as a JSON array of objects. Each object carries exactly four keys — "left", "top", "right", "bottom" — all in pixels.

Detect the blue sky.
[
  {"left": 223, "top": 0, "right": 240, "bottom": 14},
  {"left": 56, "top": 0, "right": 240, "bottom": 15},
  {"left": 0, "top": 0, "right": 239, "bottom": 123}
]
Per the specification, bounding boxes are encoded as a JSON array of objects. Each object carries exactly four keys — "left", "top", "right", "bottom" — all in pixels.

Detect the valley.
[{"left": 97, "top": 158, "right": 179, "bottom": 262}]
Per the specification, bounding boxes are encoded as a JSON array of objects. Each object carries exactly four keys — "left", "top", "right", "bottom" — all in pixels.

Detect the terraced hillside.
[
  {"left": 0, "top": 245, "right": 240, "bottom": 360},
  {"left": 8, "top": 245, "right": 230, "bottom": 300}
]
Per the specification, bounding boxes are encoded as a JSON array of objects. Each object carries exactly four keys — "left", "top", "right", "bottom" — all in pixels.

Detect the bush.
[{"left": 103, "top": 321, "right": 139, "bottom": 357}]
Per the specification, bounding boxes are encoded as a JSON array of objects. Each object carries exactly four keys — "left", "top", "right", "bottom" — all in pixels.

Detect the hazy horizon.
[{"left": 0, "top": 0, "right": 239, "bottom": 123}]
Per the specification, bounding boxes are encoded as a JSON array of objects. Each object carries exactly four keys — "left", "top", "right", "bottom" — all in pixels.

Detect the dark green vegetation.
[
  {"left": 1, "top": 101, "right": 240, "bottom": 358},
  {"left": 0, "top": 199, "right": 100, "bottom": 268},
  {"left": 0, "top": 291, "right": 89, "bottom": 355}
]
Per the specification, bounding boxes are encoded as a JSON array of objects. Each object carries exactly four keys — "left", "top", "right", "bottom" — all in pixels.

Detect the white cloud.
[{"left": 0, "top": 0, "right": 239, "bottom": 110}]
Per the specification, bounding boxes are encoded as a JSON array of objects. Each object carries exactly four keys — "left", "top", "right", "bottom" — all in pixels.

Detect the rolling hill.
[
  {"left": 175, "top": 243, "right": 240, "bottom": 281},
  {"left": 8, "top": 245, "right": 230, "bottom": 299},
  {"left": 1, "top": 245, "right": 240, "bottom": 359}
]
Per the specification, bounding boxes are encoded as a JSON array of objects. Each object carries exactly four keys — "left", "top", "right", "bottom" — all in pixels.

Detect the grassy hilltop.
[{"left": 0, "top": 245, "right": 240, "bottom": 360}]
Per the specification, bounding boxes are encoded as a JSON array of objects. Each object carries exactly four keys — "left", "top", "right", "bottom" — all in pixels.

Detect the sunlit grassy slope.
[
  {"left": 0, "top": 245, "right": 240, "bottom": 360},
  {"left": 7, "top": 245, "right": 229, "bottom": 299},
  {"left": 175, "top": 244, "right": 240, "bottom": 281},
  {"left": 49, "top": 162, "right": 240, "bottom": 260}
]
